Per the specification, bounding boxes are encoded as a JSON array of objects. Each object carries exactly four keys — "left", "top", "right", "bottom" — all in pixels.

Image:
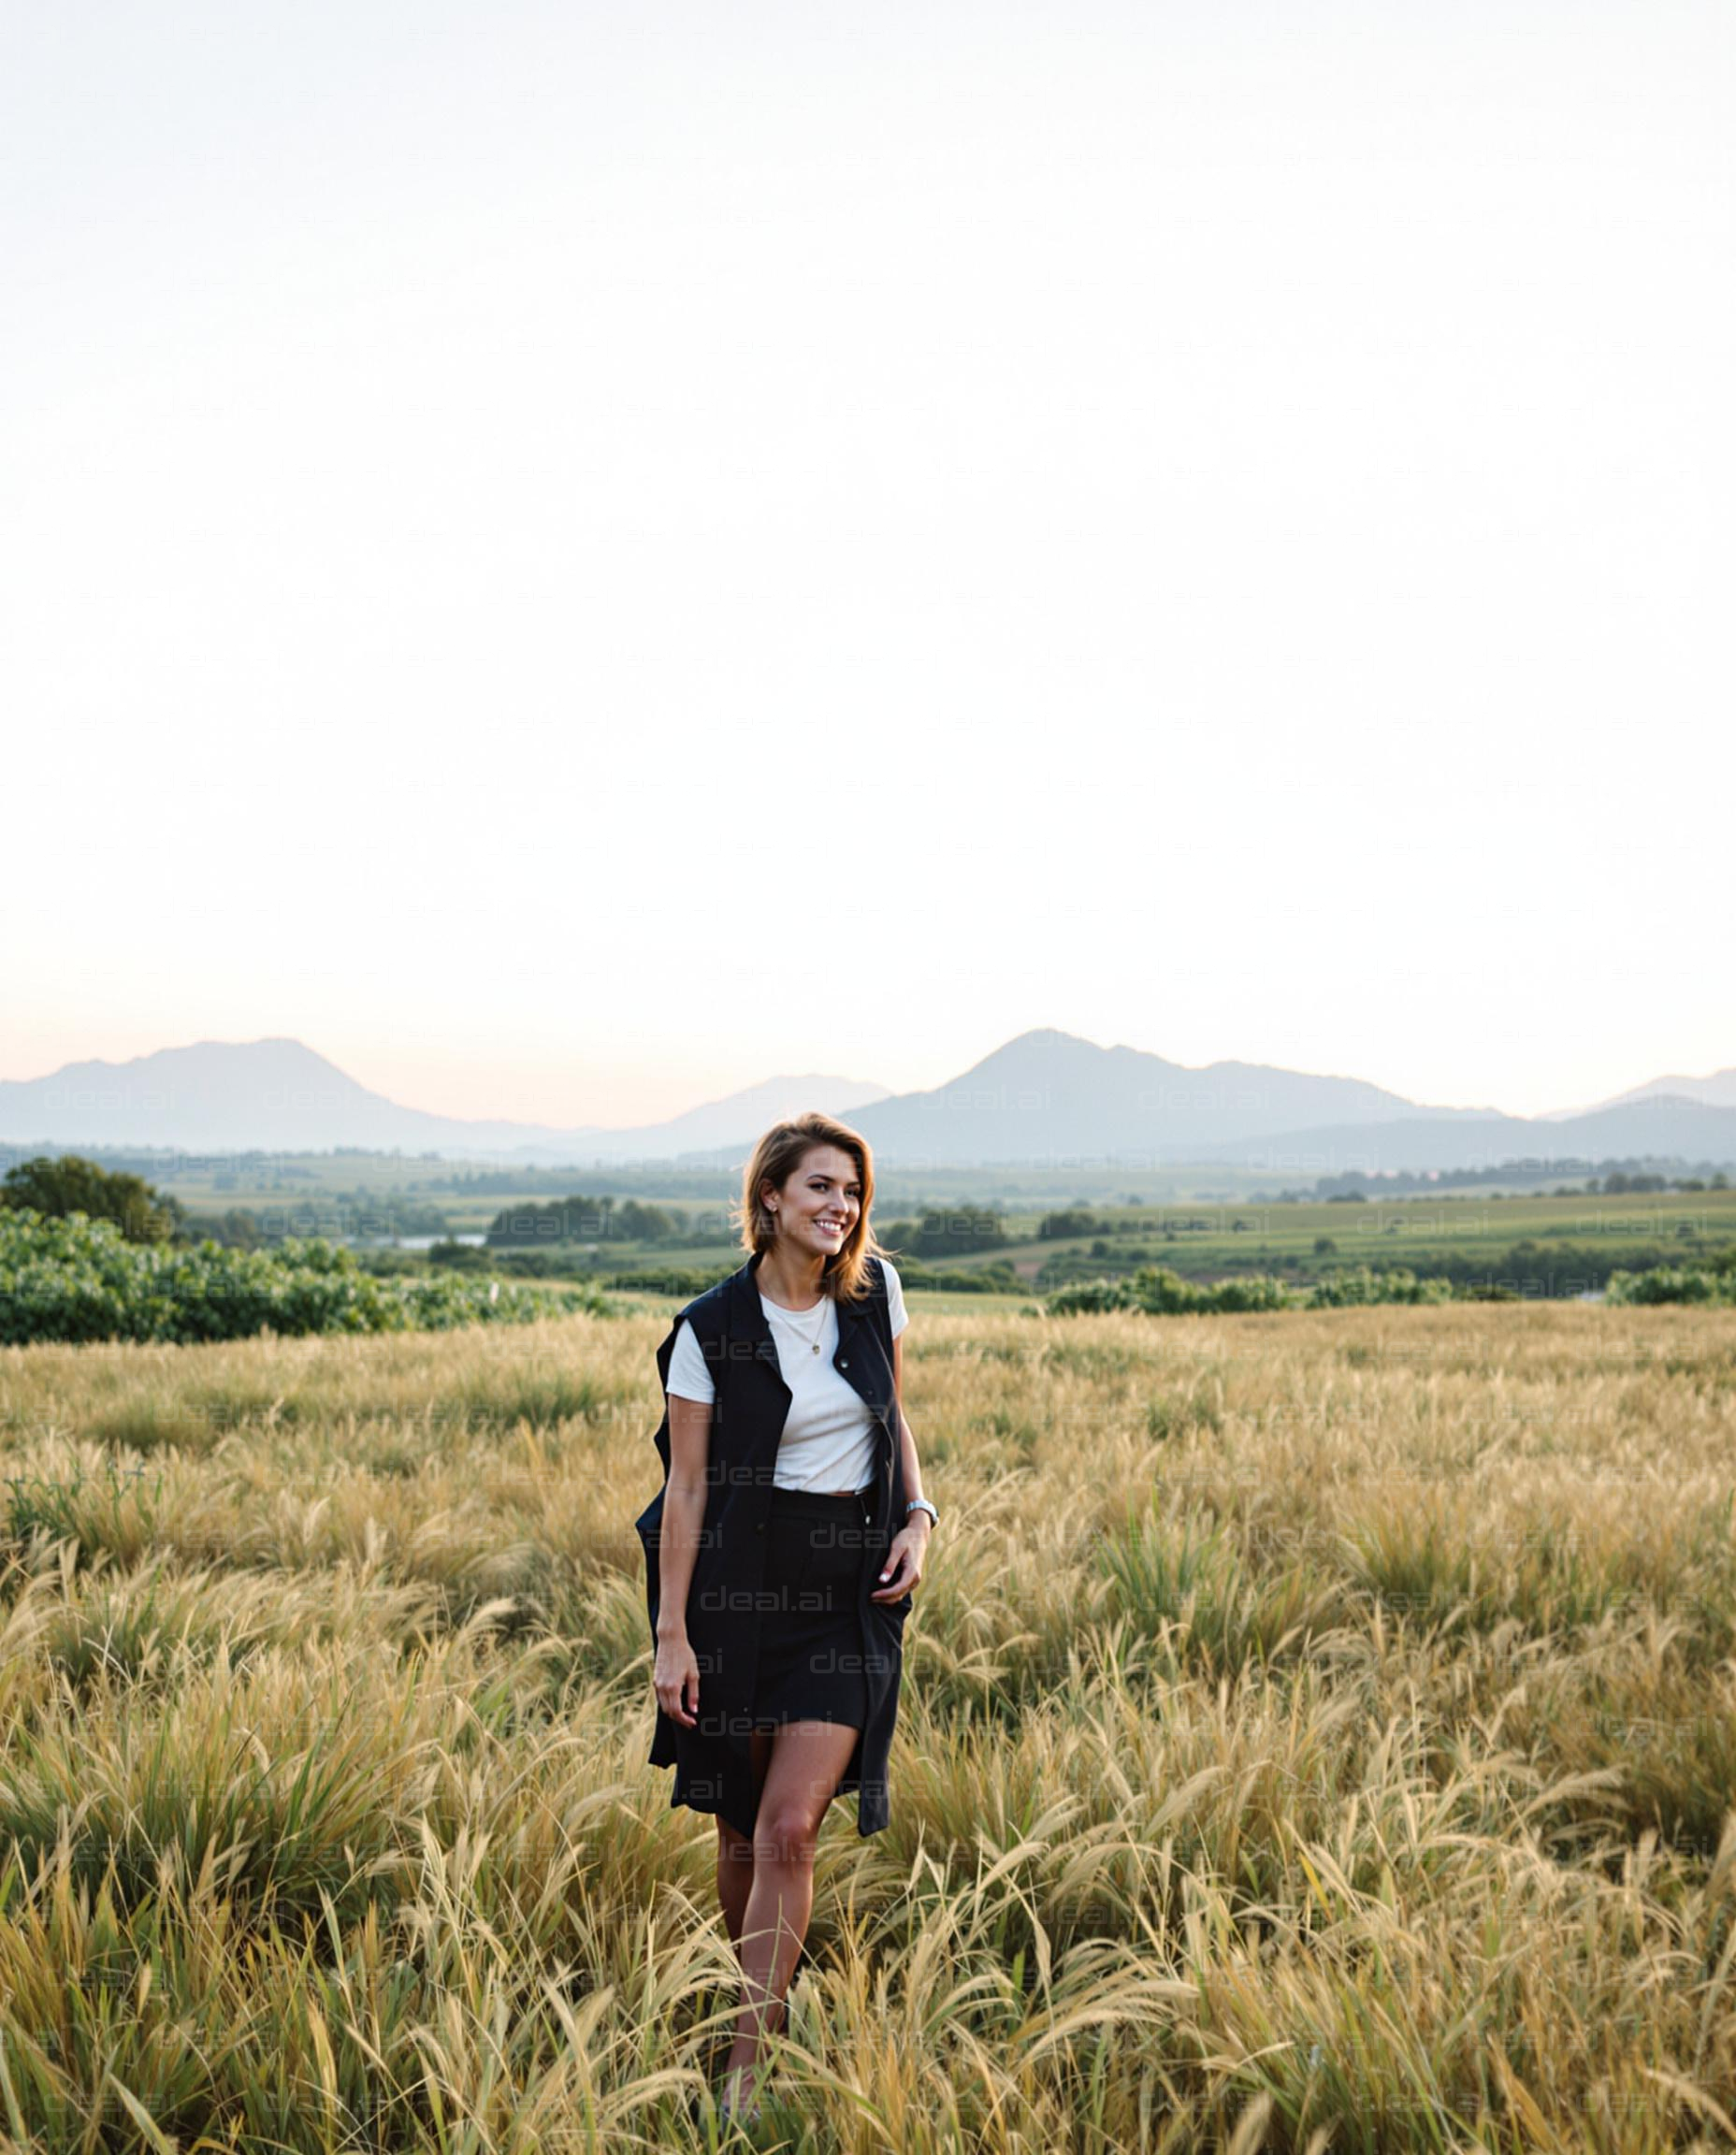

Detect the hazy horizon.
[
  {"left": 7, "top": 2, "right": 1730, "bottom": 1125},
  {"left": 1, "top": 1026, "right": 1727, "bottom": 1135}
]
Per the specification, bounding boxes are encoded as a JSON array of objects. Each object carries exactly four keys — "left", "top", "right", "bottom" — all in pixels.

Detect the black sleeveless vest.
[{"left": 633, "top": 1249, "right": 911, "bottom": 1839}]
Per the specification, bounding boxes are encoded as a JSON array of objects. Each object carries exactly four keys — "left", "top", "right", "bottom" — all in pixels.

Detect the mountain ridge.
[{"left": 4, "top": 1031, "right": 1734, "bottom": 1169}]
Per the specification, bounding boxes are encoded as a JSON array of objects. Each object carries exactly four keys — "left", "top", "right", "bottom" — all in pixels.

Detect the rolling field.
[{"left": 2, "top": 1297, "right": 1736, "bottom": 2150}]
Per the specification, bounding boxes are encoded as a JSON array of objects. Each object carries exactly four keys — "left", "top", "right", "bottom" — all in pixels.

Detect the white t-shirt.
[{"left": 666, "top": 1259, "right": 910, "bottom": 1494}]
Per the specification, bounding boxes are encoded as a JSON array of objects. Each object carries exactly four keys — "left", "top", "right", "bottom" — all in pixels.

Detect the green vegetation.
[
  {"left": 877, "top": 1207, "right": 1012, "bottom": 1258},
  {"left": 20, "top": 1150, "right": 1736, "bottom": 1319},
  {"left": 198, "top": 1190, "right": 454, "bottom": 1250},
  {"left": 1606, "top": 1250, "right": 1736, "bottom": 1305},
  {"left": 1026, "top": 1203, "right": 1736, "bottom": 1297},
  {"left": 1049, "top": 1250, "right": 1736, "bottom": 1316},
  {"left": 1050, "top": 1266, "right": 1314, "bottom": 1315},
  {"left": 871, "top": 1253, "right": 1020, "bottom": 1294},
  {"left": 482, "top": 1193, "right": 734, "bottom": 1249},
  {"left": 2, "top": 1152, "right": 183, "bottom": 1244},
  {"left": 0, "top": 1208, "right": 608, "bottom": 1346}
]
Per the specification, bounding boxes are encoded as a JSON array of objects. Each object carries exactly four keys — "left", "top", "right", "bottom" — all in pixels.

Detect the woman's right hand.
[{"left": 654, "top": 1633, "right": 701, "bottom": 1728}]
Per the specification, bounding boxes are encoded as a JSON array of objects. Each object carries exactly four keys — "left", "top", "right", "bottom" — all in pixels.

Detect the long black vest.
[{"left": 633, "top": 1249, "right": 912, "bottom": 1840}]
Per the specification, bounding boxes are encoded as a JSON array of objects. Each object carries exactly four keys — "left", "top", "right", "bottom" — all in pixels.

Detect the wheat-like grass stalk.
[{"left": 0, "top": 1300, "right": 1733, "bottom": 2146}]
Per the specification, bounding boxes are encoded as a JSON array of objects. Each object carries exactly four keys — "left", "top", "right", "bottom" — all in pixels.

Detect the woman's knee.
[{"left": 752, "top": 1796, "right": 825, "bottom": 1867}]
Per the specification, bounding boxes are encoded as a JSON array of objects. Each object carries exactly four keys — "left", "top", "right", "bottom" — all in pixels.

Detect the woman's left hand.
[{"left": 871, "top": 1519, "right": 930, "bottom": 1602}]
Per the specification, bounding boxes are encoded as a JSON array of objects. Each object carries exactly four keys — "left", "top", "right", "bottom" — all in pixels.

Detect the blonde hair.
[{"left": 737, "top": 1111, "right": 887, "bottom": 1303}]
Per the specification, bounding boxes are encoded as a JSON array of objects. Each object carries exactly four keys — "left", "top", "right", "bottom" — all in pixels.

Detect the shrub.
[{"left": 0, "top": 1208, "right": 608, "bottom": 1346}]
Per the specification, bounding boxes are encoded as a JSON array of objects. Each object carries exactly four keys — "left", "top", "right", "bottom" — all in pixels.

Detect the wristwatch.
[{"left": 905, "top": 1497, "right": 939, "bottom": 1528}]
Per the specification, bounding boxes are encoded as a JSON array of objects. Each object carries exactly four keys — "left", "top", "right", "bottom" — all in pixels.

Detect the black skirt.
[{"left": 749, "top": 1484, "right": 875, "bottom": 1731}]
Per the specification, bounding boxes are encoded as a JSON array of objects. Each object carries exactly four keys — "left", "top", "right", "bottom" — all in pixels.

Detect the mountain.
[
  {"left": 832, "top": 1029, "right": 1504, "bottom": 1166},
  {"left": 1536, "top": 1068, "right": 1736, "bottom": 1120},
  {"left": 735, "top": 1033, "right": 1736, "bottom": 1171},
  {"left": 0, "top": 1039, "right": 890, "bottom": 1164},
  {"left": 5, "top": 1030, "right": 1734, "bottom": 1171},
  {"left": 1162, "top": 1097, "right": 1736, "bottom": 1174}
]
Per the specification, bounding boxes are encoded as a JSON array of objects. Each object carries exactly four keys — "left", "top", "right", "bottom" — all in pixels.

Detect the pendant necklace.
[
  {"left": 761, "top": 1219, "right": 831, "bottom": 1352},
  {"left": 769, "top": 1293, "right": 829, "bottom": 1355}
]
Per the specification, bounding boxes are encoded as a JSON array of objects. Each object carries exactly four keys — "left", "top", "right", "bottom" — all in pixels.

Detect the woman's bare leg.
[
  {"left": 720, "top": 1718, "right": 859, "bottom": 2101},
  {"left": 715, "top": 1728, "right": 774, "bottom": 1950}
]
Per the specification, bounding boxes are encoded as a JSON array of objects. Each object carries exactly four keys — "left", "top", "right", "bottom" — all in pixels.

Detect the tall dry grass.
[{"left": 0, "top": 1301, "right": 1734, "bottom": 2148}]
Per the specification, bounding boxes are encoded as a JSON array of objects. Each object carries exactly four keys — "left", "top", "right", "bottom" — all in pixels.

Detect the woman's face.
[{"left": 765, "top": 1145, "right": 862, "bottom": 1260}]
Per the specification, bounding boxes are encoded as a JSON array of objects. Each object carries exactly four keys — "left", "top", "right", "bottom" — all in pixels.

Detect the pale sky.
[{"left": 5, "top": 0, "right": 1730, "bottom": 1129}]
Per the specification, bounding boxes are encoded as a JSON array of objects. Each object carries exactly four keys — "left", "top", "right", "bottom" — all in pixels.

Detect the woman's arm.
[
  {"left": 872, "top": 1328, "right": 931, "bottom": 1600},
  {"left": 653, "top": 1393, "right": 711, "bottom": 1727},
  {"left": 656, "top": 1394, "right": 711, "bottom": 1637}
]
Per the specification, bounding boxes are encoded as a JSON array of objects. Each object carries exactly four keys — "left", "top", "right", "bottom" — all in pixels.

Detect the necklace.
[{"left": 764, "top": 1291, "right": 829, "bottom": 1354}]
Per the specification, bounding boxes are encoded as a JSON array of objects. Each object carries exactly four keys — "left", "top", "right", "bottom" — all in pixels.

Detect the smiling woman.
[{"left": 633, "top": 1109, "right": 936, "bottom": 2123}]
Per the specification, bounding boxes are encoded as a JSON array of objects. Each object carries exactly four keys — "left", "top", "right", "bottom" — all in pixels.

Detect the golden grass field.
[{"left": 2, "top": 1296, "right": 1736, "bottom": 2151}]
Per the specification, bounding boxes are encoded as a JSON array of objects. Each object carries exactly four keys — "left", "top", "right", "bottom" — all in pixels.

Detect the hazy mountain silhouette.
[
  {"left": 831, "top": 1033, "right": 1736, "bottom": 1170},
  {"left": 3, "top": 1030, "right": 1733, "bottom": 1169},
  {"left": 1159, "top": 1098, "right": 1736, "bottom": 1175},
  {"left": 0, "top": 1039, "right": 890, "bottom": 1163},
  {"left": 1536, "top": 1067, "right": 1736, "bottom": 1119},
  {"left": 837, "top": 1028, "right": 1499, "bottom": 1166}
]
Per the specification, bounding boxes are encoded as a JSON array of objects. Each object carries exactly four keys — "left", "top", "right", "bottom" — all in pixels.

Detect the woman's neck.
[{"left": 754, "top": 1245, "right": 827, "bottom": 1309}]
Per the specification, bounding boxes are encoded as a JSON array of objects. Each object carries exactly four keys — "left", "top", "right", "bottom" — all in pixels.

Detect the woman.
[{"left": 634, "top": 1111, "right": 938, "bottom": 2123}]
